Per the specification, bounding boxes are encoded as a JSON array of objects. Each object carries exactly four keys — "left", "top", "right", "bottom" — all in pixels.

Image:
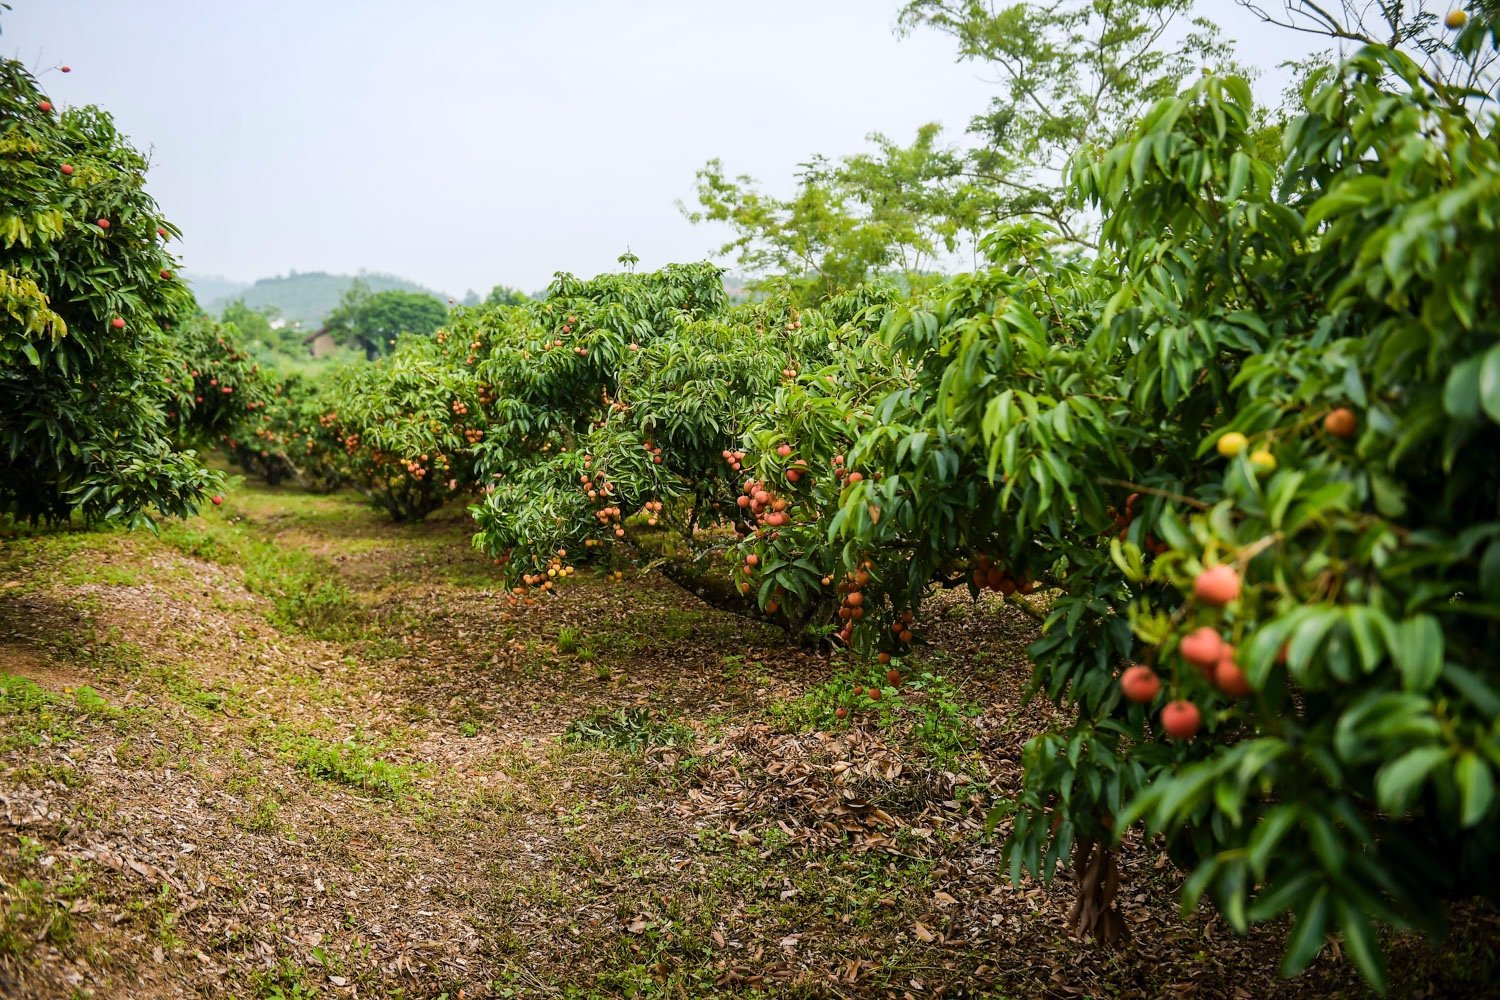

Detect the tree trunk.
[{"left": 1066, "top": 835, "right": 1126, "bottom": 945}]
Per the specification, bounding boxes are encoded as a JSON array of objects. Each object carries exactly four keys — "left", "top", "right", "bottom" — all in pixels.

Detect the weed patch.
[
  {"left": 772, "top": 662, "right": 980, "bottom": 765},
  {"left": 563, "top": 707, "right": 693, "bottom": 752},
  {"left": 0, "top": 674, "right": 119, "bottom": 750},
  {"left": 273, "top": 729, "right": 423, "bottom": 799}
]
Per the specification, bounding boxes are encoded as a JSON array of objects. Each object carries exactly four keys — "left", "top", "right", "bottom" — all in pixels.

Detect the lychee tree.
[
  {"left": 312, "top": 332, "right": 488, "bottom": 521},
  {"left": 1097, "top": 37, "right": 1500, "bottom": 990},
  {"left": 1, "top": 56, "right": 220, "bottom": 527},
  {"left": 165, "top": 314, "right": 276, "bottom": 454},
  {"left": 222, "top": 370, "right": 329, "bottom": 489},
  {"left": 466, "top": 263, "right": 854, "bottom": 615},
  {"left": 751, "top": 24, "right": 1500, "bottom": 991}
]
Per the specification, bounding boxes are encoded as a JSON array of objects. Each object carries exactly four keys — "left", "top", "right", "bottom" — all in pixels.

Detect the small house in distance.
[{"left": 304, "top": 328, "right": 337, "bottom": 358}]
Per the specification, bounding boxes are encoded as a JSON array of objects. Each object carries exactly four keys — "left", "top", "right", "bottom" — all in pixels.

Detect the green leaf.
[
  {"left": 1344, "top": 606, "right": 1385, "bottom": 673},
  {"left": 1481, "top": 344, "right": 1500, "bottom": 424},
  {"left": 1455, "top": 752, "right": 1495, "bottom": 827},
  {"left": 1391, "top": 615, "right": 1443, "bottom": 692},
  {"left": 1248, "top": 805, "right": 1299, "bottom": 878},
  {"left": 1334, "top": 894, "right": 1387, "bottom": 993},
  {"left": 1280, "top": 886, "right": 1330, "bottom": 978},
  {"left": 1444, "top": 356, "right": 1482, "bottom": 419},
  {"left": 1248, "top": 869, "right": 1318, "bottom": 923},
  {"left": 1374, "top": 746, "right": 1448, "bottom": 814}
]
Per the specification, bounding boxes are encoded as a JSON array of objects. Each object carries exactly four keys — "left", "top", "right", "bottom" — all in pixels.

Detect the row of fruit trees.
[{"left": 4, "top": 14, "right": 1499, "bottom": 991}]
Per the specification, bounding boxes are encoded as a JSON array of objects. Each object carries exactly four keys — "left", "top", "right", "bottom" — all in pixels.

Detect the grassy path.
[{"left": 0, "top": 482, "right": 1493, "bottom": 998}]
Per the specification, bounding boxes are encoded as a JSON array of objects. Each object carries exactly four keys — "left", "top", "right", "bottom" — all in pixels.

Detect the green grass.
[
  {"left": 0, "top": 875, "right": 75, "bottom": 956},
  {"left": 271, "top": 728, "right": 424, "bottom": 799},
  {"left": 562, "top": 707, "right": 694, "bottom": 752},
  {"left": 0, "top": 839, "right": 95, "bottom": 959},
  {"left": 0, "top": 673, "right": 121, "bottom": 750},
  {"left": 772, "top": 660, "right": 981, "bottom": 765},
  {"left": 157, "top": 517, "right": 360, "bottom": 640},
  {"left": 251, "top": 957, "right": 318, "bottom": 999}
]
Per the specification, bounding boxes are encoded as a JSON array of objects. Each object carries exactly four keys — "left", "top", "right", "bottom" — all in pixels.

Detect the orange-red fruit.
[
  {"left": 886, "top": 669, "right": 901, "bottom": 686},
  {"left": 210, "top": 495, "right": 223, "bottom": 506},
  {"left": 157, "top": 227, "right": 167, "bottom": 238},
  {"left": 1161, "top": 700, "right": 1201, "bottom": 740},
  {"left": 1213, "top": 657, "right": 1252, "bottom": 697},
  {"left": 1180, "top": 627, "right": 1224, "bottom": 667},
  {"left": 745, "top": 553, "right": 759, "bottom": 567},
  {"left": 97, "top": 218, "right": 109, "bottom": 229},
  {"left": 1324, "top": 407, "right": 1357, "bottom": 439},
  {"left": 38, "top": 100, "right": 52, "bottom": 112},
  {"left": 1120, "top": 664, "right": 1160, "bottom": 703},
  {"left": 1194, "top": 565, "right": 1241, "bottom": 606},
  {"left": 110, "top": 317, "right": 125, "bottom": 329},
  {"left": 868, "top": 687, "right": 881, "bottom": 701},
  {"left": 60, "top": 163, "right": 73, "bottom": 175},
  {"left": 160, "top": 269, "right": 172, "bottom": 280},
  {"left": 877, "top": 652, "right": 891, "bottom": 665},
  {"left": 61, "top": 66, "right": 71, "bottom": 73},
  {"left": 777, "top": 444, "right": 792, "bottom": 457},
  {"left": 835, "top": 707, "right": 848, "bottom": 719}
]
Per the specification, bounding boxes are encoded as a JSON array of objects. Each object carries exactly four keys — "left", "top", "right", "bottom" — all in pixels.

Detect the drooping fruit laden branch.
[{"left": 626, "top": 529, "right": 837, "bottom": 638}]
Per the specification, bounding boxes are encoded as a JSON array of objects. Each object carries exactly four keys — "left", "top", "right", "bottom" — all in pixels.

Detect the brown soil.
[{"left": 0, "top": 484, "right": 1494, "bottom": 999}]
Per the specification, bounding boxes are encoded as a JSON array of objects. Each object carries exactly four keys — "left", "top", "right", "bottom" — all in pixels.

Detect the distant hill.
[
  {"left": 205, "top": 271, "right": 448, "bottom": 328},
  {"left": 183, "top": 272, "right": 251, "bottom": 306}
]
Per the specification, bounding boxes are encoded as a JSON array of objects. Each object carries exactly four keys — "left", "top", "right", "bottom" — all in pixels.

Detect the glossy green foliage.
[
  {"left": 0, "top": 58, "right": 219, "bottom": 526},
  {"left": 164, "top": 314, "right": 275, "bottom": 452},
  {"left": 223, "top": 372, "right": 341, "bottom": 490},
  {"left": 468, "top": 264, "right": 839, "bottom": 589},
  {"left": 761, "top": 33, "right": 1500, "bottom": 991},
  {"left": 314, "top": 333, "right": 488, "bottom": 521}
]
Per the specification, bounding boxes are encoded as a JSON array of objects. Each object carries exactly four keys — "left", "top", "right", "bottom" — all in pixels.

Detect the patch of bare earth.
[{"left": 1, "top": 485, "right": 1495, "bottom": 999}]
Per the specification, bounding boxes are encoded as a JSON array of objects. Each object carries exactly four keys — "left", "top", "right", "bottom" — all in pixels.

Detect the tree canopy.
[{"left": 323, "top": 281, "right": 448, "bottom": 359}]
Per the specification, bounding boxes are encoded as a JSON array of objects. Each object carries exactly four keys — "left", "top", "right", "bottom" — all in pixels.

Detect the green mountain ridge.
[{"left": 202, "top": 270, "right": 448, "bottom": 328}]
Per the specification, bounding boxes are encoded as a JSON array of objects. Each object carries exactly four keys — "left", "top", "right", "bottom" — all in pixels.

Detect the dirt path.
[{"left": 0, "top": 484, "right": 1493, "bottom": 999}]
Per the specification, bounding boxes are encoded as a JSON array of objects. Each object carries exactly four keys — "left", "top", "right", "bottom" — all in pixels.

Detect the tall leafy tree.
[
  {"left": 324, "top": 280, "right": 448, "bottom": 359},
  {"left": 484, "top": 284, "right": 530, "bottom": 307},
  {"left": 896, "top": 0, "right": 1238, "bottom": 242},
  {"left": 686, "top": 2, "right": 1238, "bottom": 298},
  {"left": 685, "top": 124, "right": 997, "bottom": 303}
]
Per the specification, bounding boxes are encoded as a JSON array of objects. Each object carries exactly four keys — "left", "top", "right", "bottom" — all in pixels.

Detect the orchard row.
[{"left": 6, "top": 19, "right": 1500, "bottom": 990}]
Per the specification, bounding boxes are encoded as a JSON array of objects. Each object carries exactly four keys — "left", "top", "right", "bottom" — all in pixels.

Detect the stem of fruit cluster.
[
  {"left": 1096, "top": 478, "right": 1209, "bottom": 510},
  {"left": 1235, "top": 532, "right": 1283, "bottom": 564}
]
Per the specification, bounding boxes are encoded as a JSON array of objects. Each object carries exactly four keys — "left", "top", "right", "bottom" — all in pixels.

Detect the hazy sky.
[{"left": 5, "top": 1, "right": 1328, "bottom": 297}]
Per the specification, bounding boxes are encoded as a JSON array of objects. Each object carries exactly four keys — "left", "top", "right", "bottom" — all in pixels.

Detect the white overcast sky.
[{"left": 6, "top": 1, "right": 1335, "bottom": 297}]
